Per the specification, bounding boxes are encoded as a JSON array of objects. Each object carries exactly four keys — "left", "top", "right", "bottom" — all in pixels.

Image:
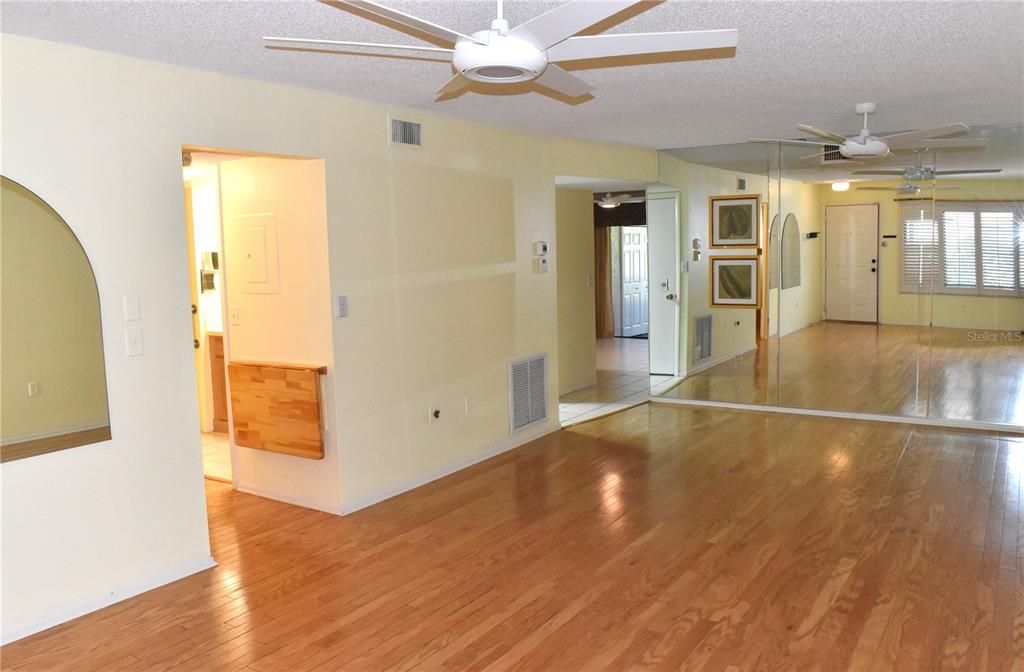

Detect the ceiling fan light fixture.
[
  {"left": 831, "top": 181, "right": 850, "bottom": 192},
  {"left": 598, "top": 201, "right": 619, "bottom": 209},
  {"left": 454, "top": 34, "right": 547, "bottom": 84}
]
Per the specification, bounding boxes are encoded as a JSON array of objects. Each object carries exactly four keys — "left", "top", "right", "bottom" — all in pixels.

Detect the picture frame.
[
  {"left": 709, "top": 194, "right": 761, "bottom": 248},
  {"left": 710, "top": 255, "right": 761, "bottom": 308}
]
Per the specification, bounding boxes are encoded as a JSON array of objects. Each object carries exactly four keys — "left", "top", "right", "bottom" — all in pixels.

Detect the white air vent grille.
[
  {"left": 390, "top": 118, "right": 421, "bottom": 146},
  {"left": 819, "top": 144, "right": 850, "bottom": 164},
  {"left": 509, "top": 354, "right": 547, "bottom": 433},
  {"left": 694, "top": 315, "right": 712, "bottom": 362}
]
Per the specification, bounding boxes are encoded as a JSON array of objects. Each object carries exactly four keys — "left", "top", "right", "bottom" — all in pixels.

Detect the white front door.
[
  {"left": 620, "top": 226, "right": 649, "bottom": 337},
  {"left": 647, "top": 195, "right": 679, "bottom": 375},
  {"left": 826, "top": 204, "right": 879, "bottom": 322}
]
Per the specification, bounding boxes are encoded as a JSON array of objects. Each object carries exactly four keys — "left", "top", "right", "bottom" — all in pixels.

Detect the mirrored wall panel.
[{"left": 654, "top": 122, "right": 1023, "bottom": 429}]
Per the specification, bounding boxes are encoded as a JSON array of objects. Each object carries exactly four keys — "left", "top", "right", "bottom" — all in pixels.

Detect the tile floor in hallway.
[
  {"left": 559, "top": 337, "right": 678, "bottom": 426},
  {"left": 201, "top": 431, "right": 231, "bottom": 482}
]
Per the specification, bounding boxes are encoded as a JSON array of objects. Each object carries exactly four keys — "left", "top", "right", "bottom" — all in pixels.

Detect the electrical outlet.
[{"left": 428, "top": 405, "right": 441, "bottom": 423}]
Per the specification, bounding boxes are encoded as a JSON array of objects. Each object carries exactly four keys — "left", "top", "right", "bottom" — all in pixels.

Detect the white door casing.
[
  {"left": 621, "top": 226, "right": 649, "bottom": 337},
  {"left": 825, "top": 204, "right": 879, "bottom": 323},
  {"left": 647, "top": 195, "right": 679, "bottom": 376}
]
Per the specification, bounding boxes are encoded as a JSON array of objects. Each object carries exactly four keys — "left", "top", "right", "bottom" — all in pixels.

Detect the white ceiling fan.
[
  {"left": 857, "top": 181, "right": 961, "bottom": 195},
  {"left": 594, "top": 192, "right": 642, "bottom": 208},
  {"left": 751, "top": 103, "right": 990, "bottom": 160},
  {"left": 264, "top": 0, "right": 738, "bottom": 102},
  {"left": 853, "top": 151, "right": 1002, "bottom": 180}
]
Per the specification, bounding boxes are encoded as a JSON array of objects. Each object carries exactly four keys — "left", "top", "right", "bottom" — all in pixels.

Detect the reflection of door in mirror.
[
  {"left": 620, "top": 226, "right": 649, "bottom": 337},
  {"left": 1, "top": 176, "right": 111, "bottom": 462},
  {"left": 825, "top": 204, "right": 879, "bottom": 323},
  {"left": 781, "top": 213, "right": 802, "bottom": 289},
  {"left": 208, "top": 334, "right": 229, "bottom": 432}
]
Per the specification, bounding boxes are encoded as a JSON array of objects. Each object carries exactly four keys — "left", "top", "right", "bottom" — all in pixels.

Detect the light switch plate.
[
  {"left": 125, "top": 326, "right": 144, "bottom": 357},
  {"left": 123, "top": 295, "right": 141, "bottom": 321},
  {"left": 229, "top": 306, "right": 240, "bottom": 326},
  {"left": 334, "top": 295, "right": 348, "bottom": 318}
]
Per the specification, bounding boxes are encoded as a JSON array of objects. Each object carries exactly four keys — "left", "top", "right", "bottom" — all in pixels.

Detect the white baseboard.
[
  {"left": 235, "top": 482, "right": 342, "bottom": 515},
  {"left": 340, "top": 421, "right": 560, "bottom": 515},
  {"left": 651, "top": 396, "right": 1024, "bottom": 435},
  {"left": 686, "top": 344, "right": 758, "bottom": 376},
  {"left": 1, "top": 554, "right": 217, "bottom": 645}
]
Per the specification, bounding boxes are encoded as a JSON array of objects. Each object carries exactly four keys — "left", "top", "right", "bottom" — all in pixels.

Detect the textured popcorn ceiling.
[{"left": 3, "top": 0, "right": 1023, "bottom": 156}]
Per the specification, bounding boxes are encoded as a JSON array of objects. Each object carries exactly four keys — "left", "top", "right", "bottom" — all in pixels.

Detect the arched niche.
[
  {"left": 1, "top": 176, "right": 111, "bottom": 461},
  {"left": 781, "top": 213, "right": 801, "bottom": 289}
]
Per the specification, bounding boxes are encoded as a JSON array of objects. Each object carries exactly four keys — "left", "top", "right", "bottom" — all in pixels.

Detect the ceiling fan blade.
[
  {"left": 852, "top": 170, "right": 907, "bottom": 175},
  {"left": 749, "top": 138, "right": 833, "bottom": 147},
  {"left": 934, "top": 168, "right": 1002, "bottom": 175},
  {"left": 857, "top": 186, "right": 900, "bottom": 191},
  {"left": 907, "top": 138, "right": 989, "bottom": 149},
  {"left": 435, "top": 73, "right": 470, "bottom": 99},
  {"left": 546, "top": 29, "right": 738, "bottom": 62},
  {"left": 931, "top": 186, "right": 963, "bottom": 190},
  {"left": 510, "top": 0, "right": 644, "bottom": 50},
  {"left": 880, "top": 123, "right": 969, "bottom": 148},
  {"left": 533, "top": 65, "right": 594, "bottom": 98},
  {"left": 332, "top": 0, "right": 484, "bottom": 45},
  {"left": 796, "top": 124, "right": 847, "bottom": 144},
  {"left": 263, "top": 36, "right": 454, "bottom": 54}
]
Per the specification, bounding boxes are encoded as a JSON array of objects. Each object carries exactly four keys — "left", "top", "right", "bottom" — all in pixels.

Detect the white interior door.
[
  {"left": 647, "top": 196, "right": 679, "bottom": 375},
  {"left": 825, "top": 204, "right": 879, "bottom": 322},
  {"left": 620, "top": 226, "right": 649, "bottom": 337}
]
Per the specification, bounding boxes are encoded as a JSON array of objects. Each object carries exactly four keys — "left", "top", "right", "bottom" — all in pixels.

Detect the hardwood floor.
[
  {"left": 3, "top": 404, "right": 1024, "bottom": 671},
  {"left": 663, "top": 322, "right": 1024, "bottom": 426}
]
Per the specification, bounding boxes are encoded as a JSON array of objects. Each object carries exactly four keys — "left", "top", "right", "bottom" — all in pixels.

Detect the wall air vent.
[
  {"left": 694, "top": 315, "right": 712, "bottom": 363},
  {"left": 820, "top": 144, "right": 851, "bottom": 164},
  {"left": 509, "top": 354, "right": 547, "bottom": 433},
  {"left": 390, "top": 117, "right": 422, "bottom": 147},
  {"left": 736, "top": 177, "right": 746, "bottom": 191}
]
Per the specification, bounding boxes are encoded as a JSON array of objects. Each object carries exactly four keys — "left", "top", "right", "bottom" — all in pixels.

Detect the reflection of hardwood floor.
[
  {"left": 665, "top": 322, "right": 1024, "bottom": 425},
  {"left": 4, "top": 405, "right": 1022, "bottom": 670}
]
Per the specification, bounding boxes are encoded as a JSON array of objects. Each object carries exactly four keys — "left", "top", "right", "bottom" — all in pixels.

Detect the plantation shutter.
[
  {"left": 901, "top": 204, "right": 938, "bottom": 293},
  {"left": 940, "top": 209, "right": 977, "bottom": 290},
  {"left": 980, "top": 208, "right": 1016, "bottom": 291}
]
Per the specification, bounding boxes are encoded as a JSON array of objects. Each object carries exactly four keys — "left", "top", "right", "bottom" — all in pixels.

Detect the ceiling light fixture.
[{"left": 831, "top": 181, "right": 850, "bottom": 192}]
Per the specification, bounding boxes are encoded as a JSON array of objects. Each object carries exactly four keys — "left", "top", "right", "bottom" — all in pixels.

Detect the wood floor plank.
[{"left": 2, "top": 405, "right": 1021, "bottom": 671}]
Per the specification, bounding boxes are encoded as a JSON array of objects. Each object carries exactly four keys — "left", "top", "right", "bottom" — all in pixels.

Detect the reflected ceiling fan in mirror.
[
  {"left": 751, "top": 103, "right": 990, "bottom": 160},
  {"left": 264, "top": 0, "right": 739, "bottom": 102},
  {"left": 594, "top": 192, "right": 643, "bottom": 209},
  {"left": 856, "top": 181, "right": 961, "bottom": 195}
]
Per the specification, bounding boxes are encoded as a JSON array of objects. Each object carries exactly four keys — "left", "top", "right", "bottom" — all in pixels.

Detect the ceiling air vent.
[
  {"left": 509, "top": 354, "right": 547, "bottom": 433},
  {"left": 390, "top": 117, "right": 421, "bottom": 147},
  {"left": 820, "top": 144, "right": 851, "bottom": 164}
]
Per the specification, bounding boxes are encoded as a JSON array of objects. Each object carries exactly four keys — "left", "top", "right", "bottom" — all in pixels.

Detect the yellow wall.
[
  {"left": 0, "top": 178, "right": 109, "bottom": 441},
  {"left": 555, "top": 188, "right": 597, "bottom": 395},
  {"left": 0, "top": 34, "right": 658, "bottom": 640},
  {"left": 817, "top": 178, "right": 1024, "bottom": 329}
]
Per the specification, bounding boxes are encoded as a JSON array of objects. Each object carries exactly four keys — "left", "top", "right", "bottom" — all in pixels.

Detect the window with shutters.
[{"left": 901, "top": 201, "right": 1023, "bottom": 296}]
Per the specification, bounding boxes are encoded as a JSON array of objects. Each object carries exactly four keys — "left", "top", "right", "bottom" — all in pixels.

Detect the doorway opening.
[
  {"left": 555, "top": 177, "right": 682, "bottom": 425},
  {"left": 180, "top": 148, "right": 334, "bottom": 494}
]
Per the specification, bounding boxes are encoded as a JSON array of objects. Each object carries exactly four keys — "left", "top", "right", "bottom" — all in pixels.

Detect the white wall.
[
  {"left": 219, "top": 157, "right": 340, "bottom": 511},
  {"left": 0, "top": 34, "right": 658, "bottom": 641}
]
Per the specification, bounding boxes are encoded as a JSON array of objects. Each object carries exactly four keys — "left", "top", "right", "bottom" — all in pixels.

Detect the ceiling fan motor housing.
[
  {"left": 839, "top": 137, "right": 890, "bottom": 159},
  {"left": 454, "top": 32, "right": 548, "bottom": 84}
]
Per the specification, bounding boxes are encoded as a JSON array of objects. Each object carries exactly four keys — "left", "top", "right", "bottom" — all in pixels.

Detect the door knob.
[
  {"left": 666, "top": 293, "right": 676, "bottom": 300},
  {"left": 871, "top": 268, "right": 876, "bottom": 273}
]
